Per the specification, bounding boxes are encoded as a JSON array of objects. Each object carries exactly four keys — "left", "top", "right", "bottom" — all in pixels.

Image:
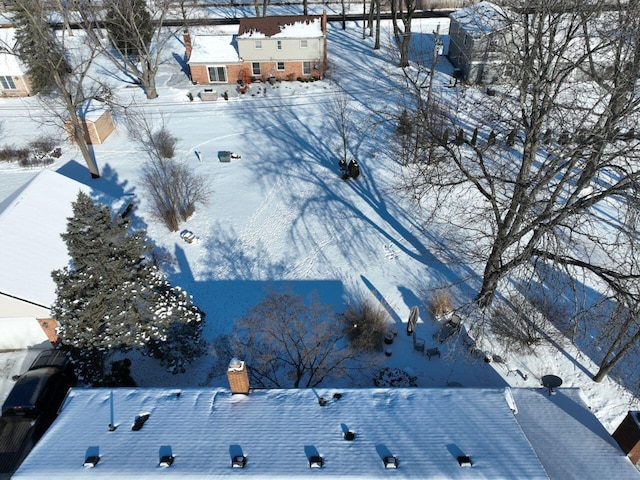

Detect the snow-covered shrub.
[
  {"left": 342, "top": 296, "right": 389, "bottom": 352},
  {"left": 373, "top": 367, "right": 417, "bottom": 387},
  {"left": 0, "top": 145, "right": 29, "bottom": 163}
]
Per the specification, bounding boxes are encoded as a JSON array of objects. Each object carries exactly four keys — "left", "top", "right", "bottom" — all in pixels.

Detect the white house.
[
  {"left": 188, "top": 13, "right": 328, "bottom": 86},
  {"left": 0, "top": 26, "right": 31, "bottom": 96}
]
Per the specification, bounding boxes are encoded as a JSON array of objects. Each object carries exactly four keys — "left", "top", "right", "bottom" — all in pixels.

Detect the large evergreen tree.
[
  {"left": 105, "top": 0, "right": 153, "bottom": 58},
  {"left": 52, "top": 192, "right": 206, "bottom": 384},
  {"left": 9, "top": 0, "right": 101, "bottom": 178},
  {"left": 10, "top": 3, "right": 69, "bottom": 94}
]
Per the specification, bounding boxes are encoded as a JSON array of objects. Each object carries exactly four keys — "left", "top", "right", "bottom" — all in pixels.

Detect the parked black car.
[{"left": 0, "top": 350, "right": 76, "bottom": 479}]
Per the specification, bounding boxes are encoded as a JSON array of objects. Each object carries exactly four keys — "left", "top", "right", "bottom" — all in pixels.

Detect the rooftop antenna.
[{"left": 108, "top": 390, "right": 117, "bottom": 431}]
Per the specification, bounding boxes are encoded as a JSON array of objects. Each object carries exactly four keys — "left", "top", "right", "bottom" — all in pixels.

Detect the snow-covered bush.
[{"left": 373, "top": 367, "right": 417, "bottom": 387}]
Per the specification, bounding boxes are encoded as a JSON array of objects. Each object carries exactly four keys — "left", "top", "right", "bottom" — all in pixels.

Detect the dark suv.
[
  {"left": 2, "top": 349, "right": 75, "bottom": 419},
  {"left": 0, "top": 350, "right": 76, "bottom": 479}
]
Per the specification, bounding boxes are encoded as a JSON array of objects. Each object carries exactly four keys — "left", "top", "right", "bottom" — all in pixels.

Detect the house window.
[
  {"left": 302, "top": 61, "right": 312, "bottom": 75},
  {"left": 300, "top": 39, "right": 308, "bottom": 48},
  {"left": 277, "top": 61, "right": 285, "bottom": 71},
  {"left": 0, "top": 76, "right": 16, "bottom": 90},
  {"left": 207, "top": 66, "right": 227, "bottom": 83},
  {"left": 252, "top": 62, "right": 261, "bottom": 76},
  {"left": 254, "top": 40, "right": 262, "bottom": 49},
  {"left": 277, "top": 40, "right": 282, "bottom": 50}
]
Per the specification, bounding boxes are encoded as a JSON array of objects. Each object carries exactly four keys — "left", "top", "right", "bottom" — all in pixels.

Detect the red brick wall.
[
  {"left": 189, "top": 64, "right": 245, "bottom": 85},
  {"left": 189, "top": 60, "right": 325, "bottom": 85}
]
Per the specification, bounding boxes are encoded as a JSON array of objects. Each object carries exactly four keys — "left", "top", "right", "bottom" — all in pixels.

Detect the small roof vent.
[
  {"left": 84, "top": 446, "right": 100, "bottom": 468},
  {"left": 458, "top": 455, "right": 473, "bottom": 467},
  {"left": 232, "top": 455, "right": 246, "bottom": 468},
  {"left": 344, "top": 431, "right": 356, "bottom": 441},
  {"left": 318, "top": 397, "right": 327, "bottom": 406},
  {"left": 383, "top": 455, "right": 398, "bottom": 469},
  {"left": 159, "top": 455, "right": 175, "bottom": 467},
  {"left": 132, "top": 413, "right": 150, "bottom": 431},
  {"left": 309, "top": 455, "right": 323, "bottom": 468},
  {"left": 83, "top": 455, "right": 100, "bottom": 468}
]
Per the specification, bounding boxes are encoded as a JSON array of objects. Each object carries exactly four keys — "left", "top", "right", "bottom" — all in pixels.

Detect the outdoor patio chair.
[
  {"left": 426, "top": 347, "right": 441, "bottom": 360},
  {"left": 412, "top": 332, "right": 425, "bottom": 353},
  {"left": 433, "top": 322, "right": 460, "bottom": 343}
]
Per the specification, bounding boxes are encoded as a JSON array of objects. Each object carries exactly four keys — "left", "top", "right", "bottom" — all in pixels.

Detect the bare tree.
[
  {"left": 593, "top": 297, "right": 640, "bottom": 382},
  {"left": 224, "top": 290, "right": 379, "bottom": 388},
  {"left": 126, "top": 109, "right": 210, "bottom": 231},
  {"left": 327, "top": 88, "right": 357, "bottom": 167},
  {"left": 400, "top": 0, "right": 640, "bottom": 311},
  {"left": 390, "top": 0, "right": 417, "bottom": 67},
  {"left": 9, "top": 0, "right": 102, "bottom": 177},
  {"left": 78, "top": 0, "right": 175, "bottom": 100}
]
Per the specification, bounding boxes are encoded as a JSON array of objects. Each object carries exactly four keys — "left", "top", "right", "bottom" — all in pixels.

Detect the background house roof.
[
  {"left": 0, "top": 27, "right": 26, "bottom": 76},
  {"left": 450, "top": 1, "right": 510, "bottom": 39},
  {"left": 15, "top": 386, "right": 636, "bottom": 479},
  {"left": 188, "top": 35, "right": 241, "bottom": 65},
  {"left": 238, "top": 15, "right": 323, "bottom": 39}
]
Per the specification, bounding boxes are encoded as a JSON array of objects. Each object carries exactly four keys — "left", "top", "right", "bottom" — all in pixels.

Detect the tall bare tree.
[
  {"left": 223, "top": 290, "right": 378, "bottom": 388},
  {"left": 78, "top": 0, "right": 175, "bottom": 99},
  {"left": 126, "top": 108, "right": 210, "bottom": 231},
  {"left": 391, "top": 0, "right": 417, "bottom": 67},
  {"left": 327, "top": 88, "right": 357, "bottom": 167},
  {"left": 399, "top": 0, "right": 640, "bottom": 310},
  {"left": 9, "top": 0, "right": 102, "bottom": 177}
]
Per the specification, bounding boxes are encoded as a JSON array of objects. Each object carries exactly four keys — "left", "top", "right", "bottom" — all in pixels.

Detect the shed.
[{"left": 64, "top": 105, "right": 115, "bottom": 145}]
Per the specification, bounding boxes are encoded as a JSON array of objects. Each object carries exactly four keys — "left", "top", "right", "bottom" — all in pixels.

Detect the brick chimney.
[
  {"left": 613, "top": 411, "right": 640, "bottom": 464},
  {"left": 183, "top": 30, "right": 192, "bottom": 60},
  {"left": 227, "top": 358, "right": 250, "bottom": 394}
]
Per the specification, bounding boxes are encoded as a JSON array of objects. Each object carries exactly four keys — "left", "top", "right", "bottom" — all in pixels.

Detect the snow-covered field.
[{"left": 0, "top": 16, "right": 638, "bottom": 433}]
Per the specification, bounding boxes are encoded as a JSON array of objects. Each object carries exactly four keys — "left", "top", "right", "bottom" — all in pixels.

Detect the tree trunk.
[
  {"left": 475, "top": 242, "right": 505, "bottom": 307},
  {"left": 374, "top": 0, "right": 381, "bottom": 49},
  {"left": 61, "top": 88, "right": 100, "bottom": 178},
  {"left": 141, "top": 59, "right": 158, "bottom": 100},
  {"left": 593, "top": 314, "right": 640, "bottom": 382}
]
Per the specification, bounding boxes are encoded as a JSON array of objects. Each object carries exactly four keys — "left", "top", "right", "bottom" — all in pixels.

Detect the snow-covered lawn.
[{"left": 0, "top": 17, "right": 637, "bottom": 433}]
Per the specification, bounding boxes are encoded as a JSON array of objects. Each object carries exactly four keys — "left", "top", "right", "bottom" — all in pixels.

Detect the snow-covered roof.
[
  {"left": 0, "top": 27, "right": 26, "bottom": 76},
  {"left": 0, "top": 317, "right": 49, "bottom": 350},
  {"left": 511, "top": 388, "right": 639, "bottom": 479},
  {"left": 450, "top": 1, "right": 510, "bottom": 38},
  {"left": 188, "top": 35, "right": 241, "bottom": 65},
  {"left": 238, "top": 15, "right": 324, "bottom": 39},
  {"left": 0, "top": 169, "right": 116, "bottom": 309},
  {"left": 14, "top": 386, "right": 632, "bottom": 480}
]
